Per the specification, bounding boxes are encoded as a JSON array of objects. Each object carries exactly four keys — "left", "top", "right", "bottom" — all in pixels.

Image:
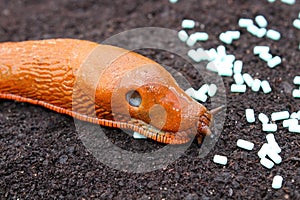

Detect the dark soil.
[{"left": 0, "top": 0, "right": 300, "bottom": 199}]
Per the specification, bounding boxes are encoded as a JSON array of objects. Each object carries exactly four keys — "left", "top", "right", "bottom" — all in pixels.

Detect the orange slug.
[{"left": 0, "top": 38, "right": 215, "bottom": 145}]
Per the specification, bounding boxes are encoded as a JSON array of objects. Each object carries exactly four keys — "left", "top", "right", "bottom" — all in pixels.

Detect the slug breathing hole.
[{"left": 126, "top": 90, "right": 142, "bottom": 107}]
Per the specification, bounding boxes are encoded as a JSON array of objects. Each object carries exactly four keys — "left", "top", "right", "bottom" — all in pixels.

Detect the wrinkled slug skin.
[{"left": 0, "top": 39, "right": 211, "bottom": 144}]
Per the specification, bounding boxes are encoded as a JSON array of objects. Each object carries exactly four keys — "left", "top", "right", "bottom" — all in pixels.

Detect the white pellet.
[
  {"left": 207, "top": 48, "right": 218, "bottom": 61},
  {"left": 133, "top": 132, "right": 147, "bottom": 139},
  {"left": 206, "top": 61, "right": 219, "bottom": 72},
  {"left": 266, "top": 29, "right": 281, "bottom": 41},
  {"left": 259, "top": 52, "right": 273, "bottom": 62},
  {"left": 255, "top": 15, "right": 268, "bottom": 28},
  {"left": 196, "top": 48, "right": 208, "bottom": 60},
  {"left": 185, "top": 88, "right": 196, "bottom": 97},
  {"left": 238, "top": 18, "right": 253, "bottom": 28},
  {"left": 217, "top": 45, "right": 226, "bottom": 59},
  {"left": 193, "top": 91, "right": 208, "bottom": 102},
  {"left": 188, "top": 49, "right": 201, "bottom": 62},
  {"left": 262, "top": 123, "right": 277, "bottom": 132},
  {"left": 251, "top": 79, "right": 261, "bottom": 92},
  {"left": 186, "top": 36, "right": 197, "bottom": 47},
  {"left": 231, "top": 84, "right": 246, "bottom": 93},
  {"left": 222, "top": 60, "right": 234, "bottom": 69},
  {"left": 218, "top": 67, "right": 233, "bottom": 77},
  {"left": 198, "top": 84, "right": 209, "bottom": 94},
  {"left": 288, "top": 124, "right": 300, "bottom": 133},
  {"left": 260, "top": 157, "right": 275, "bottom": 169},
  {"left": 253, "top": 46, "right": 270, "bottom": 55},
  {"left": 271, "top": 111, "right": 290, "bottom": 121},
  {"left": 290, "top": 112, "right": 299, "bottom": 119},
  {"left": 283, "top": 118, "right": 298, "bottom": 127},
  {"left": 233, "top": 60, "right": 243, "bottom": 74},
  {"left": 234, "top": 73, "right": 244, "bottom": 85},
  {"left": 261, "top": 80, "right": 272, "bottom": 93},
  {"left": 178, "top": 30, "right": 189, "bottom": 42},
  {"left": 237, "top": 139, "right": 254, "bottom": 150},
  {"left": 223, "top": 54, "right": 236, "bottom": 64},
  {"left": 268, "top": 0, "right": 276, "bottom": 2},
  {"left": 293, "top": 76, "right": 300, "bottom": 85},
  {"left": 219, "top": 32, "right": 233, "bottom": 44},
  {"left": 247, "top": 24, "right": 260, "bottom": 36},
  {"left": 213, "top": 155, "right": 228, "bottom": 165},
  {"left": 243, "top": 73, "right": 254, "bottom": 87},
  {"left": 267, "top": 150, "right": 282, "bottom": 164},
  {"left": 258, "top": 113, "right": 269, "bottom": 124},
  {"left": 266, "top": 133, "right": 281, "bottom": 154},
  {"left": 272, "top": 175, "right": 283, "bottom": 189},
  {"left": 181, "top": 19, "right": 195, "bottom": 29},
  {"left": 293, "top": 19, "right": 300, "bottom": 30},
  {"left": 267, "top": 56, "right": 282, "bottom": 68},
  {"left": 169, "top": 0, "right": 178, "bottom": 3},
  {"left": 256, "top": 28, "right": 267, "bottom": 38},
  {"left": 281, "top": 0, "right": 296, "bottom": 5},
  {"left": 258, "top": 143, "right": 270, "bottom": 158},
  {"left": 246, "top": 109, "right": 255, "bottom": 123},
  {"left": 192, "top": 32, "right": 209, "bottom": 41},
  {"left": 292, "top": 89, "right": 300, "bottom": 98},
  {"left": 226, "top": 31, "right": 241, "bottom": 40},
  {"left": 208, "top": 84, "right": 218, "bottom": 97}
]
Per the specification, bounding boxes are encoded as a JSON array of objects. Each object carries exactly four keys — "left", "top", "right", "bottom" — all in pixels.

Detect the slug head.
[{"left": 92, "top": 47, "right": 212, "bottom": 144}]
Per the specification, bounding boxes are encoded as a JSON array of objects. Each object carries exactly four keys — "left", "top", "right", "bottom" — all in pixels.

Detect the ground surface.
[{"left": 0, "top": 0, "right": 300, "bottom": 199}]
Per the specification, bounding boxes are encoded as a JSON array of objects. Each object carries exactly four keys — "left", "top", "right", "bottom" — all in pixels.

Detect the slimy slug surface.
[{"left": 0, "top": 38, "right": 213, "bottom": 144}]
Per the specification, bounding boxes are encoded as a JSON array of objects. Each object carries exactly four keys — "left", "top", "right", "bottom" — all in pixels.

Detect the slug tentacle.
[{"left": 0, "top": 39, "right": 213, "bottom": 145}]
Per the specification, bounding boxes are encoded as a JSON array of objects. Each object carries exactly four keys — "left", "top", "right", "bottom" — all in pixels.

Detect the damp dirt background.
[{"left": 0, "top": 0, "right": 300, "bottom": 199}]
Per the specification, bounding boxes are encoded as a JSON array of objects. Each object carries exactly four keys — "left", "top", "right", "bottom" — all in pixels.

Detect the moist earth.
[{"left": 0, "top": 0, "right": 299, "bottom": 199}]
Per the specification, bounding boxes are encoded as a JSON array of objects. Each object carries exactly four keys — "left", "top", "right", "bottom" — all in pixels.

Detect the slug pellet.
[
  {"left": 266, "top": 150, "right": 282, "bottom": 164},
  {"left": 288, "top": 124, "right": 300, "bottom": 133},
  {"left": 234, "top": 73, "right": 244, "bottom": 85},
  {"left": 266, "top": 134, "right": 281, "bottom": 154},
  {"left": 243, "top": 73, "right": 254, "bottom": 87},
  {"left": 259, "top": 52, "right": 273, "bottom": 62},
  {"left": 231, "top": 84, "right": 246, "bottom": 93},
  {"left": 266, "top": 29, "right": 281, "bottom": 41},
  {"left": 267, "top": 56, "right": 281, "bottom": 68},
  {"left": 236, "top": 139, "right": 254, "bottom": 150},
  {"left": 181, "top": 19, "right": 195, "bottom": 29},
  {"left": 258, "top": 143, "right": 270, "bottom": 158},
  {"left": 133, "top": 132, "right": 147, "bottom": 139},
  {"left": 238, "top": 18, "right": 253, "bottom": 28},
  {"left": 258, "top": 113, "right": 269, "bottom": 124},
  {"left": 245, "top": 109, "right": 255, "bottom": 123},
  {"left": 213, "top": 155, "right": 228, "bottom": 165},
  {"left": 293, "top": 19, "right": 300, "bottom": 30},
  {"left": 261, "top": 80, "right": 272, "bottom": 93},
  {"left": 281, "top": 0, "right": 295, "bottom": 5},
  {"left": 292, "top": 89, "right": 300, "bottom": 98},
  {"left": 260, "top": 157, "right": 274, "bottom": 169},
  {"left": 262, "top": 123, "right": 277, "bottom": 132},
  {"left": 251, "top": 79, "right": 261, "bottom": 92},
  {"left": 256, "top": 28, "right": 267, "bottom": 38},
  {"left": 253, "top": 46, "right": 270, "bottom": 55},
  {"left": 255, "top": 15, "right": 268, "bottom": 28},
  {"left": 233, "top": 60, "right": 243, "bottom": 74},
  {"left": 271, "top": 111, "right": 289, "bottom": 121},
  {"left": 178, "top": 30, "right": 189, "bottom": 42},
  {"left": 272, "top": 175, "right": 283, "bottom": 189},
  {"left": 219, "top": 32, "right": 233, "bottom": 44},
  {"left": 208, "top": 84, "right": 218, "bottom": 97},
  {"left": 293, "top": 76, "right": 300, "bottom": 85}
]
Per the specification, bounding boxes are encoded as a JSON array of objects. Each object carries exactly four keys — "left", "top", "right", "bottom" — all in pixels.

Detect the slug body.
[{"left": 0, "top": 39, "right": 212, "bottom": 144}]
